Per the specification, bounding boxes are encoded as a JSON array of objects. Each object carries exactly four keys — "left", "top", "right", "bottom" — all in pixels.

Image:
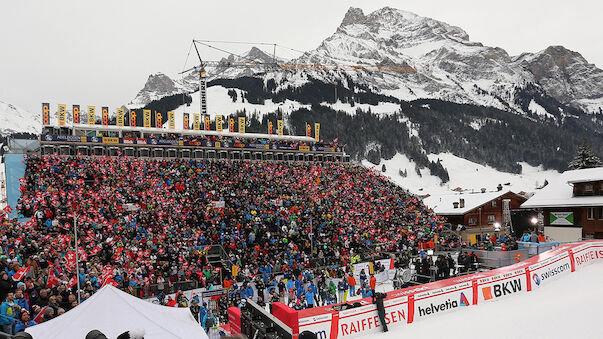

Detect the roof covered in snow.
[
  {"left": 522, "top": 167, "right": 603, "bottom": 208},
  {"left": 423, "top": 190, "right": 520, "bottom": 215}
]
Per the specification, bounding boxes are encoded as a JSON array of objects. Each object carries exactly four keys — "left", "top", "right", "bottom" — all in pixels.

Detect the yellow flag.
[
  {"left": 238, "top": 116, "right": 245, "bottom": 133},
  {"left": 116, "top": 108, "right": 124, "bottom": 126},
  {"left": 168, "top": 111, "right": 175, "bottom": 130},
  {"left": 87, "top": 106, "right": 95, "bottom": 125},
  {"left": 58, "top": 104, "right": 66, "bottom": 126},
  {"left": 144, "top": 109, "right": 151, "bottom": 128}
]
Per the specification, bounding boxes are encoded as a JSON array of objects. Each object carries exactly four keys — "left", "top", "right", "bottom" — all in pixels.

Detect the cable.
[{"left": 182, "top": 41, "right": 194, "bottom": 74}]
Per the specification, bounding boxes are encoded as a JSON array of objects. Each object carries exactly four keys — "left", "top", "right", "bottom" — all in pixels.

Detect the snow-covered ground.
[
  {"left": 362, "top": 152, "right": 560, "bottom": 196},
  {"left": 0, "top": 100, "right": 41, "bottom": 134},
  {"left": 170, "top": 85, "right": 401, "bottom": 129},
  {"left": 378, "top": 263, "right": 603, "bottom": 339}
]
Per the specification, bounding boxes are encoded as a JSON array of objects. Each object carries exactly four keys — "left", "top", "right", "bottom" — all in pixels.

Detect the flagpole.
[{"left": 74, "top": 214, "right": 81, "bottom": 304}]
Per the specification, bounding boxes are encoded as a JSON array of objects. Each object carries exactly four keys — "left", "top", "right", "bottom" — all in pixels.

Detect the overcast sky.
[{"left": 1, "top": 0, "right": 601, "bottom": 114}]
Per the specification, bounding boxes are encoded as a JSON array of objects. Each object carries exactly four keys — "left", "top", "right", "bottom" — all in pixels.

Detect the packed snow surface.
[
  {"left": 362, "top": 152, "right": 560, "bottom": 197},
  {"left": 378, "top": 263, "right": 603, "bottom": 339}
]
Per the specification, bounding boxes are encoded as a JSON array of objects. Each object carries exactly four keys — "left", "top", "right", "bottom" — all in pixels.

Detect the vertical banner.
[
  {"left": 200, "top": 77, "right": 207, "bottom": 115},
  {"left": 193, "top": 113, "right": 200, "bottom": 130},
  {"left": 306, "top": 123, "right": 312, "bottom": 137},
  {"left": 229, "top": 117, "right": 235, "bottom": 132},
  {"left": 130, "top": 110, "right": 136, "bottom": 127},
  {"left": 277, "top": 119, "right": 284, "bottom": 136},
  {"left": 204, "top": 115, "right": 210, "bottom": 131},
  {"left": 42, "top": 103, "right": 50, "bottom": 125},
  {"left": 58, "top": 104, "right": 66, "bottom": 126},
  {"left": 143, "top": 109, "right": 151, "bottom": 128},
  {"left": 183, "top": 113, "right": 190, "bottom": 130},
  {"left": 168, "top": 111, "right": 175, "bottom": 130},
  {"left": 102, "top": 106, "right": 109, "bottom": 126},
  {"left": 87, "top": 106, "right": 96, "bottom": 125},
  {"left": 238, "top": 116, "right": 246, "bottom": 133},
  {"left": 268, "top": 121, "right": 273, "bottom": 135},
  {"left": 116, "top": 108, "right": 124, "bottom": 127},
  {"left": 156, "top": 112, "right": 163, "bottom": 128},
  {"left": 314, "top": 122, "right": 320, "bottom": 141},
  {"left": 216, "top": 115, "right": 223, "bottom": 132},
  {"left": 73, "top": 105, "right": 80, "bottom": 124}
]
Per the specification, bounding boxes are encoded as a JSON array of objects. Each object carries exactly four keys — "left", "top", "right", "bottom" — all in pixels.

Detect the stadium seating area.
[{"left": 0, "top": 154, "right": 446, "bottom": 330}]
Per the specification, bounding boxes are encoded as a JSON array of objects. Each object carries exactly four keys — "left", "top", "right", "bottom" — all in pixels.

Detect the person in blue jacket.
[
  {"left": 241, "top": 283, "right": 254, "bottom": 300},
  {"left": 304, "top": 289, "right": 315, "bottom": 308},
  {"left": 201, "top": 309, "right": 216, "bottom": 332},
  {"left": 14, "top": 310, "right": 36, "bottom": 333},
  {"left": 359, "top": 283, "right": 373, "bottom": 298},
  {"left": 198, "top": 302, "right": 208, "bottom": 323}
]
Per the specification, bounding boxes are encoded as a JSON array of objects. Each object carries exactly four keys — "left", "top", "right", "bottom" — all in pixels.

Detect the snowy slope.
[
  {"left": 378, "top": 262, "right": 603, "bottom": 339},
  {"left": 362, "top": 152, "right": 560, "bottom": 196},
  {"left": 168, "top": 85, "right": 401, "bottom": 128},
  {"left": 0, "top": 100, "right": 41, "bottom": 134}
]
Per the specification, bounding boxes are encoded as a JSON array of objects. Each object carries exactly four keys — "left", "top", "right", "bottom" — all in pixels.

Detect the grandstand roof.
[
  {"left": 522, "top": 167, "right": 603, "bottom": 208},
  {"left": 46, "top": 123, "right": 317, "bottom": 143}
]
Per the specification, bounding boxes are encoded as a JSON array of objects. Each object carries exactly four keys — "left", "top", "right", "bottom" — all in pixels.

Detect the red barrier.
[
  {"left": 224, "top": 241, "right": 603, "bottom": 338},
  {"left": 288, "top": 240, "right": 603, "bottom": 338}
]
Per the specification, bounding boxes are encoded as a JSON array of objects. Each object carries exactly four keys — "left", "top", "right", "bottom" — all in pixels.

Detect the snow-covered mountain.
[
  {"left": 0, "top": 100, "right": 40, "bottom": 134},
  {"left": 130, "top": 7, "right": 603, "bottom": 115}
]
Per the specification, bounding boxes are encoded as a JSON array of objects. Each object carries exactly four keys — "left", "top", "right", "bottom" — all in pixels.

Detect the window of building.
[
  {"left": 585, "top": 184, "right": 594, "bottom": 192},
  {"left": 492, "top": 200, "right": 497, "bottom": 207},
  {"left": 598, "top": 207, "right": 603, "bottom": 220},
  {"left": 587, "top": 208, "right": 595, "bottom": 220},
  {"left": 488, "top": 215, "right": 496, "bottom": 224},
  {"left": 468, "top": 217, "right": 477, "bottom": 225}
]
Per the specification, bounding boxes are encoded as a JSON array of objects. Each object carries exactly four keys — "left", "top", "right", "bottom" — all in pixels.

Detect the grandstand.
[{"left": 0, "top": 105, "right": 453, "bottom": 338}]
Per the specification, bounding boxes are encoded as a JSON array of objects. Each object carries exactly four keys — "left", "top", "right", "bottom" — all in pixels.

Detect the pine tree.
[{"left": 568, "top": 139, "right": 602, "bottom": 170}]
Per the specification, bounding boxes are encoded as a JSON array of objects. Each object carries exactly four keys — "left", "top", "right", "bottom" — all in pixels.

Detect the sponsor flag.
[
  {"left": 130, "top": 110, "right": 136, "bottom": 127},
  {"left": 42, "top": 103, "right": 50, "bottom": 125},
  {"left": 168, "top": 111, "right": 175, "bottom": 129},
  {"left": 102, "top": 106, "right": 109, "bottom": 125},
  {"left": 238, "top": 116, "right": 245, "bottom": 133},
  {"left": 216, "top": 115, "right": 223, "bottom": 132},
  {"left": 229, "top": 117, "right": 235, "bottom": 132},
  {"left": 12, "top": 266, "right": 30, "bottom": 281},
  {"left": 193, "top": 113, "right": 200, "bottom": 130},
  {"left": 268, "top": 121, "right": 273, "bottom": 134},
  {"left": 277, "top": 119, "right": 284, "bottom": 135},
  {"left": 58, "top": 104, "right": 66, "bottom": 126},
  {"left": 87, "top": 106, "right": 96, "bottom": 125},
  {"left": 73, "top": 105, "right": 80, "bottom": 124},
  {"left": 306, "top": 123, "right": 312, "bottom": 137},
  {"left": 550, "top": 212, "right": 574, "bottom": 225},
  {"left": 183, "top": 112, "right": 190, "bottom": 129},
  {"left": 314, "top": 122, "right": 320, "bottom": 141},
  {"left": 116, "top": 108, "right": 125, "bottom": 126},
  {"left": 144, "top": 109, "right": 151, "bottom": 128},
  {"left": 156, "top": 112, "right": 163, "bottom": 128},
  {"left": 204, "top": 115, "right": 210, "bottom": 131}
]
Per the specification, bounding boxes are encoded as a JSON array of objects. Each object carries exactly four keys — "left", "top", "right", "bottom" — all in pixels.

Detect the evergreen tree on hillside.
[{"left": 568, "top": 139, "right": 602, "bottom": 169}]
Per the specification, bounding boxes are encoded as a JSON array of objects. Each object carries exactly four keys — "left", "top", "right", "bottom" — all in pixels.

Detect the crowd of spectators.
[{"left": 0, "top": 154, "right": 445, "bottom": 334}]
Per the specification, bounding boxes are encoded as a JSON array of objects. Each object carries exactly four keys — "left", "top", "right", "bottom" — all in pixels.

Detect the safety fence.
[{"left": 227, "top": 240, "right": 603, "bottom": 339}]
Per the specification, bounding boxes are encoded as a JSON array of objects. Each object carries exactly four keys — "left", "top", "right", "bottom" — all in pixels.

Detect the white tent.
[{"left": 26, "top": 285, "right": 209, "bottom": 339}]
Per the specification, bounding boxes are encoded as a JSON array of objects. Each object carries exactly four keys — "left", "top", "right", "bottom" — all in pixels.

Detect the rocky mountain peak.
[{"left": 340, "top": 7, "right": 366, "bottom": 27}]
